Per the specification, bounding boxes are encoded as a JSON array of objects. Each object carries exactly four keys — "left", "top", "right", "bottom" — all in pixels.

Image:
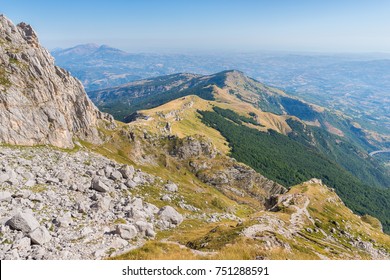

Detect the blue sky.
[{"left": 1, "top": 0, "right": 390, "bottom": 53}]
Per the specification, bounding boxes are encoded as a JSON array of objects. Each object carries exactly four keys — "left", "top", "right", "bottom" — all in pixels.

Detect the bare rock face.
[{"left": 0, "top": 15, "right": 114, "bottom": 148}]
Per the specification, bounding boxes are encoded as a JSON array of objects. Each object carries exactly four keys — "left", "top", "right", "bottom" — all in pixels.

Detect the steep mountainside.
[{"left": 0, "top": 15, "right": 114, "bottom": 148}]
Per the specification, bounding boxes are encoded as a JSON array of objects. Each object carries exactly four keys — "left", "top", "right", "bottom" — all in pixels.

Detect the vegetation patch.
[{"left": 0, "top": 67, "right": 11, "bottom": 88}]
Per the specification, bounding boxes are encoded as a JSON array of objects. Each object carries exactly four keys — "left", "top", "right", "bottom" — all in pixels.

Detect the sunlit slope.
[{"left": 112, "top": 180, "right": 390, "bottom": 260}]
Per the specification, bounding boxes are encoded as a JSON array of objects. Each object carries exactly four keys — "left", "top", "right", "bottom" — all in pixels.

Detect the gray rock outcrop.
[{"left": 0, "top": 15, "right": 114, "bottom": 148}]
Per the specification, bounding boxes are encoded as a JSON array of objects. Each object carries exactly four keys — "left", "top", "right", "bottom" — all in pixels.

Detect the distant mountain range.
[{"left": 52, "top": 44, "right": 390, "bottom": 136}]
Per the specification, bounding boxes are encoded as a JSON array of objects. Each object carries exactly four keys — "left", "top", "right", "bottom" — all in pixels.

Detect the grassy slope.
[
  {"left": 112, "top": 181, "right": 390, "bottom": 260},
  {"left": 199, "top": 108, "right": 390, "bottom": 233}
]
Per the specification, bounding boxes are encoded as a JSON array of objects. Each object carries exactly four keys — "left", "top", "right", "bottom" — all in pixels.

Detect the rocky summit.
[{"left": 0, "top": 15, "right": 114, "bottom": 149}]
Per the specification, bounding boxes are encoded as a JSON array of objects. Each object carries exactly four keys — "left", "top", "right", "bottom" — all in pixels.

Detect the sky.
[{"left": 1, "top": 0, "right": 390, "bottom": 53}]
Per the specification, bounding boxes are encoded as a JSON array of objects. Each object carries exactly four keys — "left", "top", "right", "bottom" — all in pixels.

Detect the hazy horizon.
[{"left": 2, "top": 0, "right": 390, "bottom": 54}]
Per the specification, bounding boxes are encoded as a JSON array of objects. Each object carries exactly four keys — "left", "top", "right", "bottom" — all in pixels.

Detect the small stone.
[
  {"left": 7, "top": 212, "right": 40, "bottom": 233},
  {"left": 91, "top": 196, "right": 111, "bottom": 211},
  {"left": 13, "top": 237, "right": 31, "bottom": 250},
  {"left": 135, "top": 220, "right": 154, "bottom": 236},
  {"left": 56, "top": 171, "right": 70, "bottom": 183},
  {"left": 306, "top": 228, "right": 313, "bottom": 233},
  {"left": 143, "top": 203, "right": 159, "bottom": 216},
  {"left": 0, "top": 191, "right": 12, "bottom": 202},
  {"left": 96, "top": 169, "right": 105, "bottom": 176},
  {"left": 46, "top": 177, "right": 59, "bottom": 184},
  {"left": 6, "top": 177, "right": 19, "bottom": 186},
  {"left": 29, "top": 193, "right": 43, "bottom": 202},
  {"left": 94, "top": 249, "right": 105, "bottom": 258},
  {"left": 164, "top": 183, "right": 178, "bottom": 192},
  {"left": 56, "top": 213, "right": 72, "bottom": 227},
  {"left": 125, "top": 179, "right": 137, "bottom": 189},
  {"left": 77, "top": 201, "right": 89, "bottom": 214},
  {"left": 115, "top": 224, "right": 137, "bottom": 240},
  {"left": 145, "top": 228, "right": 156, "bottom": 238},
  {"left": 161, "top": 194, "right": 171, "bottom": 202},
  {"left": 24, "top": 180, "right": 36, "bottom": 187},
  {"left": 22, "top": 172, "right": 34, "bottom": 180},
  {"left": 132, "top": 175, "right": 143, "bottom": 184},
  {"left": 0, "top": 173, "right": 10, "bottom": 183},
  {"left": 111, "top": 237, "right": 128, "bottom": 248},
  {"left": 80, "top": 227, "right": 94, "bottom": 237},
  {"left": 29, "top": 226, "right": 51, "bottom": 245},
  {"left": 31, "top": 246, "right": 46, "bottom": 260},
  {"left": 104, "top": 165, "right": 114, "bottom": 177}
]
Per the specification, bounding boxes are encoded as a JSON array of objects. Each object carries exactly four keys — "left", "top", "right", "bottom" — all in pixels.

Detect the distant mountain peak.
[{"left": 52, "top": 43, "right": 128, "bottom": 59}]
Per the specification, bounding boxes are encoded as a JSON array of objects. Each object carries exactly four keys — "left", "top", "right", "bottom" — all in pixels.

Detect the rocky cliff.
[{"left": 0, "top": 15, "right": 114, "bottom": 148}]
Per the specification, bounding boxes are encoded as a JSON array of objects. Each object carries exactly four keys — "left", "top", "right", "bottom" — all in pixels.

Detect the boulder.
[
  {"left": 104, "top": 165, "right": 114, "bottom": 177},
  {"left": 7, "top": 212, "right": 40, "bottom": 233},
  {"left": 29, "top": 226, "right": 51, "bottom": 245},
  {"left": 143, "top": 203, "right": 159, "bottom": 216},
  {"left": 115, "top": 224, "right": 137, "bottom": 240},
  {"left": 119, "top": 165, "right": 135, "bottom": 179},
  {"left": 91, "top": 176, "right": 110, "bottom": 192},
  {"left": 128, "top": 207, "right": 148, "bottom": 221},
  {"left": 91, "top": 196, "right": 111, "bottom": 211},
  {"left": 110, "top": 170, "right": 123, "bottom": 181},
  {"left": 130, "top": 198, "right": 143, "bottom": 209},
  {"left": 135, "top": 220, "right": 155, "bottom": 237},
  {"left": 157, "top": 206, "right": 183, "bottom": 229}
]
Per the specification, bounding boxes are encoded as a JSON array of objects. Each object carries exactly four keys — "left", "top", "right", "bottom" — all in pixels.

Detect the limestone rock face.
[{"left": 0, "top": 15, "right": 114, "bottom": 148}]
